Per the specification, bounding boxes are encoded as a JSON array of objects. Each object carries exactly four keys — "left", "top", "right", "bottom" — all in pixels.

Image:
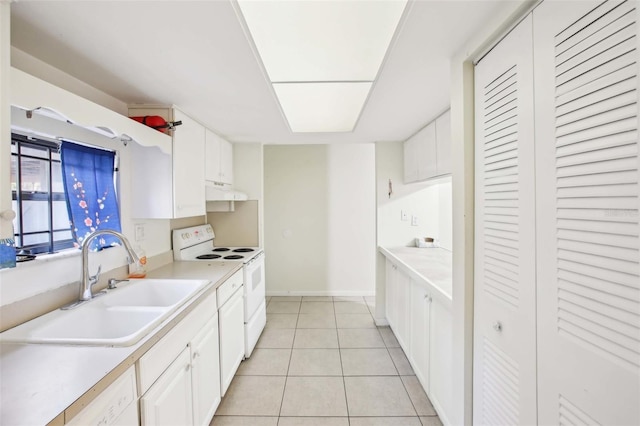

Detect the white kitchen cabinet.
[
  {"left": 191, "top": 314, "right": 221, "bottom": 426},
  {"left": 140, "top": 347, "right": 194, "bottom": 426},
  {"left": 384, "top": 255, "right": 453, "bottom": 425},
  {"left": 173, "top": 109, "right": 206, "bottom": 217},
  {"left": 429, "top": 295, "right": 453, "bottom": 423},
  {"left": 404, "top": 110, "right": 451, "bottom": 183},
  {"left": 218, "top": 274, "right": 245, "bottom": 396},
  {"left": 403, "top": 136, "right": 419, "bottom": 183},
  {"left": 409, "top": 281, "right": 430, "bottom": 388},
  {"left": 205, "top": 128, "right": 233, "bottom": 186},
  {"left": 435, "top": 109, "right": 451, "bottom": 176},
  {"left": 129, "top": 106, "right": 205, "bottom": 219},
  {"left": 138, "top": 291, "right": 220, "bottom": 426},
  {"left": 385, "top": 259, "right": 411, "bottom": 350}
]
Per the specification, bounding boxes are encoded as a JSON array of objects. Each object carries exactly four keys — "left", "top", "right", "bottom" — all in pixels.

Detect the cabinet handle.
[
  {"left": 193, "top": 351, "right": 199, "bottom": 359},
  {"left": 185, "top": 363, "right": 191, "bottom": 372},
  {"left": 493, "top": 321, "right": 503, "bottom": 333}
]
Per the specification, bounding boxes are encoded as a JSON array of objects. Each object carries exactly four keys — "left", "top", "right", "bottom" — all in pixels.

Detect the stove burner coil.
[
  {"left": 223, "top": 255, "right": 244, "bottom": 260},
  {"left": 212, "top": 248, "right": 231, "bottom": 252},
  {"left": 196, "top": 254, "right": 222, "bottom": 260},
  {"left": 233, "top": 248, "right": 254, "bottom": 253}
]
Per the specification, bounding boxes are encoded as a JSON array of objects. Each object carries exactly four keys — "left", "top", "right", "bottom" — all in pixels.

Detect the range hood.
[{"left": 205, "top": 185, "right": 248, "bottom": 201}]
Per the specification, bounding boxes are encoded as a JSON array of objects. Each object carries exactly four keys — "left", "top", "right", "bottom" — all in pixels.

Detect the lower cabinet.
[
  {"left": 191, "top": 315, "right": 221, "bottom": 426},
  {"left": 385, "top": 257, "right": 453, "bottom": 425},
  {"left": 219, "top": 286, "right": 245, "bottom": 396},
  {"left": 410, "top": 281, "right": 431, "bottom": 388},
  {"left": 138, "top": 292, "right": 222, "bottom": 426},
  {"left": 140, "top": 348, "right": 194, "bottom": 426}
]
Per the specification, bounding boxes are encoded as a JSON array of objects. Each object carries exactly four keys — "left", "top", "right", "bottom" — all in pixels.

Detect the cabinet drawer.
[
  {"left": 67, "top": 366, "right": 137, "bottom": 425},
  {"left": 217, "top": 270, "right": 243, "bottom": 309},
  {"left": 138, "top": 291, "right": 217, "bottom": 395}
]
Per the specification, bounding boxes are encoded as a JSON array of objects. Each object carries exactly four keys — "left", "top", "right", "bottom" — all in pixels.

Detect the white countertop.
[
  {"left": 0, "top": 261, "right": 241, "bottom": 426},
  {"left": 378, "top": 246, "right": 452, "bottom": 301}
]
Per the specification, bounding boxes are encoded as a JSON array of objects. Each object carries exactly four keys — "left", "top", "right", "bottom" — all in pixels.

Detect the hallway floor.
[{"left": 211, "top": 296, "right": 443, "bottom": 426}]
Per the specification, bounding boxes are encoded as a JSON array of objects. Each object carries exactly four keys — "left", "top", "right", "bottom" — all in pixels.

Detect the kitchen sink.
[
  {"left": 0, "top": 278, "right": 209, "bottom": 347},
  {"left": 101, "top": 279, "right": 206, "bottom": 308}
]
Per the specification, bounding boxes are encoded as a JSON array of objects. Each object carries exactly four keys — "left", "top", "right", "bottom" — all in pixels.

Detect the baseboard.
[
  {"left": 374, "top": 318, "right": 389, "bottom": 326},
  {"left": 266, "top": 290, "right": 375, "bottom": 297}
]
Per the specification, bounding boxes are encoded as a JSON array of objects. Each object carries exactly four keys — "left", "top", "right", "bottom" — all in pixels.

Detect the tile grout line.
[
  {"left": 276, "top": 301, "right": 299, "bottom": 420},
  {"left": 334, "top": 298, "right": 351, "bottom": 423}
]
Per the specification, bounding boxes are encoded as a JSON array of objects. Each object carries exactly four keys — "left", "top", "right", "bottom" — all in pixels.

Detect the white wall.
[
  {"left": 264, "top": 144, "right": 376, "bottom": 296},
  {"left": 232, "top": 142, "right": 264, "bottom": 245},
  {"left": 376, "top": 141, "right": 452, "bottom": 250}
]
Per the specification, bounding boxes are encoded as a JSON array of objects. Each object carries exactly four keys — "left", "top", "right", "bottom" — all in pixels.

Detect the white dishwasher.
[{"left": 217, "top": 270, "right": 245, "bottom": 396}]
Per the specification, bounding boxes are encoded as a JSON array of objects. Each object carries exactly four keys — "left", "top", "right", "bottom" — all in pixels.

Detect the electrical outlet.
[
  {"left": 134, "top": 224, "right": 145, "bottom": 241},
  {"left": 411, "top": 215, "right": 419, "bottom": 226},
  {"left": 401, "top": 210, "right": 408, "bottom": 221}
]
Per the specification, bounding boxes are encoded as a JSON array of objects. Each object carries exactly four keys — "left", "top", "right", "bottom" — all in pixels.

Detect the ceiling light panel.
[
  {"left": 237, "top": 0, "right": 407, "bottom": 82},
  {"left": 273, "top": 82, "right": 372, "bottom": 133}
]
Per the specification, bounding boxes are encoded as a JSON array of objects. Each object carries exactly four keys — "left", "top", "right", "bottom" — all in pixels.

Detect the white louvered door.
[
  {"left": 473, "top": 14, "right": 538, "bottom": 426},
  {"left": 534, "top": 1, "right": 640, "bottom": 424}
]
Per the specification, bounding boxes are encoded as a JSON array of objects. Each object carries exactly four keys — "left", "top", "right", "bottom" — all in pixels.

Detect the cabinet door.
[
  {"left": 220, "top": 138, "right": 233, "bottom": 185},
  {"left": 474, "top": 13, "right": 537, "bottom": 426},
  {"left": 534, "top": 1, "right": 640, "bottom": 424},
  {"left": 173, "top": 109, "right": 205, "bottom": 218},
  {"left": 409, "top": 281, "right": 431, "bottom": 388},
  {"left": 435, "top": 110, "right": 451, "bottom": 176},
  {"left": 385, "top": 259, "right": 398, "bottom": 328},
  {"left": 140, "top": 347, "right": 193, "bottom": 426},
  {"left": 395, "top": 267, "right": 412, "bottom": 350},
  {"left": 430, "top": 296, "right": 453, "bottom": 424},
  {"left": 404, "top": 136, "right": 419, "bottom": 183},
  {"left": 418, "top": 122, "right": 438, "bottom": 180},
  {"left": 219, "top": 288, "right": 245, "bottom": 396},
  {"left": 191, "top": 314, "right": 221, "bottom": 426},
  {"left": 205, "top": 129, "right": 221, "bottom": 183}
]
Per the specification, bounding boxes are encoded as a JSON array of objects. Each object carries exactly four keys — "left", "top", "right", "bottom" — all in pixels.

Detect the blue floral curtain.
[{"left": 60, "top": 142, "right": 122, "bottom": 251}]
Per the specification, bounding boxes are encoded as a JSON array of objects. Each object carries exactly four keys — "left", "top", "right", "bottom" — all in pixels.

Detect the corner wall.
[{"left": 263, "top": 144, "right": 376, "bottom": 296}]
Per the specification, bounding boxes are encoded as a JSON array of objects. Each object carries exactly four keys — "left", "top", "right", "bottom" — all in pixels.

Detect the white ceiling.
[{"left": 10, "top": 0, "right": 506, "bottom": 144}]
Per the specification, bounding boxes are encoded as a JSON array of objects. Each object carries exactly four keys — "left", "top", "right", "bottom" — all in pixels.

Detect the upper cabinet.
[
  {"left": 435, "top": 109, "right": 451, "bottom": 176},
  {"left": 404, "top": 109, "right": 451, "bottom": 183},
  {"left": 129, "top": 105, "right": 205, "bottom": 219},
  {"left": 205, "top": 129, "right": 233, "bottom": 186}
]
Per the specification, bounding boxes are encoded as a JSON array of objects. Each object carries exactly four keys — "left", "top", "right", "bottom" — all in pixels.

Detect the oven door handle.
[{"left": 245, "top": 252, "right": 265, "bottom": 267}]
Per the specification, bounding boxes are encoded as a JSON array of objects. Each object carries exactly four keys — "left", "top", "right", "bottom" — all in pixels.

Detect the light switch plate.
[
  {"left": 411, "top": 215, "right": 418, "bottom": 226},
  {"left": 401, "top": 210, "right": 408, "bottom": 221}
]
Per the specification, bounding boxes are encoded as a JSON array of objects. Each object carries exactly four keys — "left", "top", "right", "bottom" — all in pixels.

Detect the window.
[
  {"left": 10, "top": 133, "right": 121, "bottom": 255},
  {"left": 11, "top": 134, "right": 75, "bottom": 254}
]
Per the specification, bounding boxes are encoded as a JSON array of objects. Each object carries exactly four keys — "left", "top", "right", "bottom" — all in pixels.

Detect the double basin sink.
[{"left": 0, "top": 279, "right": 209, "bottom": 347}]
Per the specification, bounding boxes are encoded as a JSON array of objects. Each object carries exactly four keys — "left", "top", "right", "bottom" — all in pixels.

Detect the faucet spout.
[{"left": 80, "top": 230, "right": 139, "bottom": 301}]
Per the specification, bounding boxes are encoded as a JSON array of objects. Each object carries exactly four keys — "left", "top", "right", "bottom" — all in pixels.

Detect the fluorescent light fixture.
[
  {"left": 236, "top": 0, "right": 407, "bottom": 132},
  {"left": 237, "top": 0, "right": 407, "bottom": 82},
  {"left": 273, "top": 82, "right": 372, "bottom": 133}
]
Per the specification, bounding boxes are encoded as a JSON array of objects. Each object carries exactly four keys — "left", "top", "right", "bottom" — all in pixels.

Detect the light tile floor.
[{"left": 212, "top": 296, "right": 443, "bottom": 426}]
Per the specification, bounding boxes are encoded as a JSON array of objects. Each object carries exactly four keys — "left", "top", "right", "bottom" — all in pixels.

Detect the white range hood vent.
[{"left": 205, "top": 185, "right": 248, "bottom": 202}]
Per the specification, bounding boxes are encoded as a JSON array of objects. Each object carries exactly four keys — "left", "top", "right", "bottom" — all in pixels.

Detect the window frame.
[{"left": 11, "top": 133, "right": 76, "bottom": 254}]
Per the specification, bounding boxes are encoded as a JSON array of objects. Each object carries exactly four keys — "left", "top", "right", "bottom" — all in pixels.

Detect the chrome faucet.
[{"left": 79, "top": 229, "right": 139, "bottom": 301}]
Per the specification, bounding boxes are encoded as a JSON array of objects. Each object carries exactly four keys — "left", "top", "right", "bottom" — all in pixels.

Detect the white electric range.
[{"left": 173, "top": 224, "right": 266, "bottom": 358}]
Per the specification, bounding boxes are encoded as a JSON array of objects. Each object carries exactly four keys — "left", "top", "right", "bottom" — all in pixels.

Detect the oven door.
[{"left": 243, "top": 252, "right": 265, "bottom": 320}]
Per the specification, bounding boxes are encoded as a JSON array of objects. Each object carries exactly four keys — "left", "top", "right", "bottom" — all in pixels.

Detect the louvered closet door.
[
  {"left": 473, "top": 14, "right": 537, "bottom": 426},
  {"left": 534, "top": 1, "right": 640, "bottom": 424}
]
